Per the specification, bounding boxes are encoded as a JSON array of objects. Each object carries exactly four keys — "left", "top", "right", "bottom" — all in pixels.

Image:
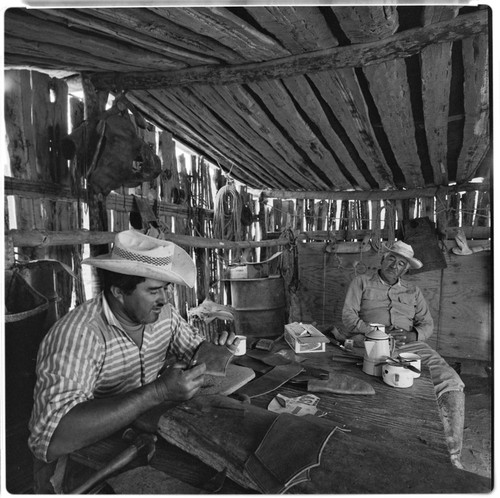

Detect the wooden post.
[{"left": 82, "top": 74, "right": 109, "bottom": 296}]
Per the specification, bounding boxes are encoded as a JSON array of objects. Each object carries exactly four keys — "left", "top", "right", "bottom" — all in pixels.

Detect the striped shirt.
[{"left": 28, "top": 293, "right": 203, "bottom": 462}]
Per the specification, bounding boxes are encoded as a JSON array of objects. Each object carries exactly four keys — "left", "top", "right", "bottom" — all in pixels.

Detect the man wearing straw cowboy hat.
[
  {"left": 342, "top": 241, "right": 465, "bottom": 469},
  {"left": 28, "top": 229, "right": 238, "bottom": 492}
]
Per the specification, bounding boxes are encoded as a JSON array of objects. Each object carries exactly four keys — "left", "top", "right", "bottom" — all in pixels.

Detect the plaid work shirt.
[
  {"left": 28, "top": 293, "right": 203, "bottom": 462},
  {"left": 342, "top": 271, "right": 434, "bottom": 341}
]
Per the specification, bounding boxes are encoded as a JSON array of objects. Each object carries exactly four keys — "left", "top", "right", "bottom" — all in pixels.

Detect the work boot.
[{"left": 438, "top": 390, "right": 465, "bottom": 470}]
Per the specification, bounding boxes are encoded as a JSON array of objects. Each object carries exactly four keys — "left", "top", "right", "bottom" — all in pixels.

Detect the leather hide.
[{"left": 61, "top": 105, "right": 161, "bottom": 196}]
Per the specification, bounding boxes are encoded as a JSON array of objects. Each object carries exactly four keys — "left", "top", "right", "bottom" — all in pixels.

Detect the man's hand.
[
  {"left": 152, "top": 363, "right": 206, "bottom": 403},
  {"left": 205, "top": 330, "right": 240, "bottom": 349},
  {"left": 388, "top": 327, "right": 417, "bottom": 347}
]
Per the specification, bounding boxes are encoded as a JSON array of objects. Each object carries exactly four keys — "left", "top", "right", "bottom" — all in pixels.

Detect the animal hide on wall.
[{"left": 61, "top": 96, "right": 162, "bottom": 196}]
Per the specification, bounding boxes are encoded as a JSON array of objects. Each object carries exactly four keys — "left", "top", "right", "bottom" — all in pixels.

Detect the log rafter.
[{"left": 88, "top": 10, "right": 488, "bottom": 91}]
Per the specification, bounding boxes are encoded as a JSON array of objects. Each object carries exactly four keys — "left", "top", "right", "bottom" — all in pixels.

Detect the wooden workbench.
[{"left": 68, "top": 343, "right": 492, "bottom": 493}]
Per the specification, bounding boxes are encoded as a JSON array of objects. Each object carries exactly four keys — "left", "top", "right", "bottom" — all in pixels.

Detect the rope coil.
[{"left": 213, "top": 181, "right": 242, "bottom": 241}]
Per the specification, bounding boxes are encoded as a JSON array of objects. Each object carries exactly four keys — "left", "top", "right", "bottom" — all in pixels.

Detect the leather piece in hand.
[
  {"left": 192, "top": 341, "right": 234, "bottom": 376},
  {"left": 307, "top": 374, "right": 375, "bottom": 395}
]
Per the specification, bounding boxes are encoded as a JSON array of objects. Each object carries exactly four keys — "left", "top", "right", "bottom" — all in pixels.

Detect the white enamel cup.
[
  {"left": 233, "top": 335, "right": 247, "bottom": 356},
  {"left": 398, "top": 353, "right": 422, "bottom": 378},
  {"left": 382, "top": 363, "right": 414, "bottom": 388}
]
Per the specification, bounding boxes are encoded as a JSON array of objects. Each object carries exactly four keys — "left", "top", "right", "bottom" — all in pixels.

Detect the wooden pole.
[
  {"left": 7, "top": 230, "right": 291, "bottom": 250},
  {"left": 261, "top": 183, "right": 488, "bottom": 201}
]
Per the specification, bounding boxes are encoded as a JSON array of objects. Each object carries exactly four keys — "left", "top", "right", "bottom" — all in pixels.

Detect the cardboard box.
[
  {"left": 227, "top": 262, "right": 269, "bottom": 279},
  {"left": 284, "top": 322, "right": 329, "bottom": 354},
  {"left": 226, "top": 251, "right": 283, "bottom": 280}
]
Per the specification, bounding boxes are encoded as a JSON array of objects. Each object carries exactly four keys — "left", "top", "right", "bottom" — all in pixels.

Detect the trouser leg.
[
  {"left": 397, "top": 342, "right": 465, "bottom": 468},
  {"left": 438, "top": 390, "right": 466, "bottom": 469},
  {"left": 33, "top": 457, "right": 56, "bottom": 494}
]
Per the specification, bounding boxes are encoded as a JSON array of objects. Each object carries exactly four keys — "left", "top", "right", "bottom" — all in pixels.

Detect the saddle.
[{"left": 61, "top": 94, "right": 162, "bottom": 196}]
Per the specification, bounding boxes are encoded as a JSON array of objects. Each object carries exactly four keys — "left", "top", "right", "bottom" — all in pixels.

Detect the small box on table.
[{"left": 284, "top": 322, "right": 330, "bottom": 354}]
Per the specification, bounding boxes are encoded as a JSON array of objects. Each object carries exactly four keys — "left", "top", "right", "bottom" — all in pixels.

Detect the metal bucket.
[
  {"left": 229, "top": 276, "right": 286, "bottom": 338},
  {"left": 5, "top": 270, "right": 50, "bottom": 422}
]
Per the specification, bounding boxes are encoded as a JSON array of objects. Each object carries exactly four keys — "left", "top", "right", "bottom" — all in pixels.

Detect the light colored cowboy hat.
[
  {"left": 382, "top": 240, "right": 423, "bottom": 269},
  {"left": 82, "top": 230, "right": 195, "bottom": 287}
]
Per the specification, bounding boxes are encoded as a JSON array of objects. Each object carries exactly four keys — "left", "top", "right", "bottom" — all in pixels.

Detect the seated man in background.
[
  {"left": 29, "top": 229, "right": 238, "bottom": 492},
  {"left": 342, "top": 241, "right": 465, "bottom": 469}
]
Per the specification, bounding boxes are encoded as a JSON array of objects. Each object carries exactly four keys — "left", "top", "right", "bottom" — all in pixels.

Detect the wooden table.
[{"left": 68, "top": 342, "right": 491, "bottom": 493}]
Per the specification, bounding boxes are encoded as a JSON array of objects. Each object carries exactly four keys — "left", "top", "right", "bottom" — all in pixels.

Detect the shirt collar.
[
  {"left": 101, "top": 293, "right": 126, "bottom": 332},
  {"left": 375, "top": 270, "right": 404, "bottom": 287}
]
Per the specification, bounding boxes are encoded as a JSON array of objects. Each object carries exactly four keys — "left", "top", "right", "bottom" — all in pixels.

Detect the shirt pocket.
[
  {"left": 364, "top": 288, "right": 387, "bottom": 301},
  {"left": 397, "top": 292, "right": 414, "bottom": 306},
  {"left": 361, "top": 288, "right": 387, "bottom": 311}
]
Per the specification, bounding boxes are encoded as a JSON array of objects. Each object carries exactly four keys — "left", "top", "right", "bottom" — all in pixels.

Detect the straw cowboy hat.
[
  {"left": 382, "top": 240, "right": 423, "bottom": 270},
  {"left": 83, "top": 230, "right": 196, "bottom": 287}
]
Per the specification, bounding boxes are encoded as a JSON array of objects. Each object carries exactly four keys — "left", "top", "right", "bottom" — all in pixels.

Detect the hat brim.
[
  {"left": 382, "top": 244, "right": 423, "bottom": 269},
  {"left": 82, "top": 254, "right": 195, "bottom": 287}
]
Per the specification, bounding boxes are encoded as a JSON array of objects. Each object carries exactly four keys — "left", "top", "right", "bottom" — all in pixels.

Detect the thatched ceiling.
[{"left": 4, "top": 5, "right": 491, "bottom": 192}]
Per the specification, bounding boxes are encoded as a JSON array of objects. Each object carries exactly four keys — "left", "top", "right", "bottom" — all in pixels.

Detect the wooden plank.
[
  {"left": 245, "top": 6, "right": 339, "bottom": 52},
  {"left": 89, "top": 10, "right": 489, "bottom": 90},
  {"left": 421, "top": 5, "right": 459, "bottom": 25},
  {"left": 248, "top": 79, "right": 353, "bottom": 190},
  {"left": 363, "top": 59, "right": 425, "bottom": 187},
  {"left": 155, "top": 7, "right": 291, "bottom": 60},
  {"left": 4, "top": 35, "right": 142, "bottom": 74},
  {"left": 438, "top": 250, "right": 491, "bottom": 360},
  {"left": 474, "top": 190, "right": 490, "bottom": 227},
  {"left": 212, "top": 84, "right": 322, "bottom": 188},
  {"left": 281, "top": 75, "right": 372, "bottom": 189},
  {"left": 38, "top": 8, "right": 228, "bottom": 65},
  {"left": 4, "top": 70, "right": 36, "bottom": 179},
  {"left": 420, "top": 41, "right": 453, "bottom": 185},
  {"left": 260, "top": 182, "right": 488, "bottom": 201},
  {"left": 134, "top": 89, "right": 276, "bottom": 188},
  {"left": 331, "top": 6, "right": 399, "bottom": 43},
  {"left": 456, "top": 34, "right": 490, "bottom": 183},
  {"left": 205, "top": 85, "right": 318, "bottom": 188},
  {"left": 5, "top": 10, "right": 185, "bottom": 72},
  {"left": 309, "top": 68, "right": 394, "bottom": 188}
]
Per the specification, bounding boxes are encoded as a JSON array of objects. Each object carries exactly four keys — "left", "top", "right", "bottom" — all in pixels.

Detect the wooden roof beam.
[
  {"left": 260, "top": 182, "right": 490, "bottom": 201},
  {"left": 88, "top": 10, "right": 488, "bottom": 91}
]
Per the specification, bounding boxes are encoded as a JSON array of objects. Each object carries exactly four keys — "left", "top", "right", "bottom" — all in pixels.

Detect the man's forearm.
[{"left": 46, "top": 383, "right": 159, "bottom": 461}]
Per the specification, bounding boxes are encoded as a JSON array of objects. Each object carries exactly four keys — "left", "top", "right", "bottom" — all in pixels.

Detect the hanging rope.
[{"left": 213, "top": 180, "right": 243, "bottom": 241}]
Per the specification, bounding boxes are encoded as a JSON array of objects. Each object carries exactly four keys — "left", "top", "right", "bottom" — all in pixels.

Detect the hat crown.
[
  {"left": 113, "top": 231, "right": 174, "bottom": 265},
  {"left": 82, "top": 230, "right": 195, "bottom": 287},
  {"left": 388, "top": 241, "right": 415, "bottom": 258}
]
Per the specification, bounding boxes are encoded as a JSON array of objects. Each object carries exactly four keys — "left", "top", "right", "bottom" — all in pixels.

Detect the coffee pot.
[{"left": 363, "top": 324, "right": 395, "bottom": 376}]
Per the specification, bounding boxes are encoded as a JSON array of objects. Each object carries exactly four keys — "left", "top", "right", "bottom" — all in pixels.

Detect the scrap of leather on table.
[
  {"left": 232, "top": 355, "right": 273, "bottom": 374},
  {"left": 191, "top": 341, "right": 234, "bottom": 376},
  {"left": 245, "top": 412, "right": 338, "bottom": 493},
  {"left": 307, "top": 373, "right": 375, "bottom": 395},
  {"left": 245, "top": 349, "right": 292, "bottom": 366},
  {"left": 235, "top": 363, "right": 304, "bottom": 398},
  {"left": 199, "top": 364, "right": 255, "bottom": 396},
  {"left": 288, "top": 364, "right": 330, "bottom": 384}
]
